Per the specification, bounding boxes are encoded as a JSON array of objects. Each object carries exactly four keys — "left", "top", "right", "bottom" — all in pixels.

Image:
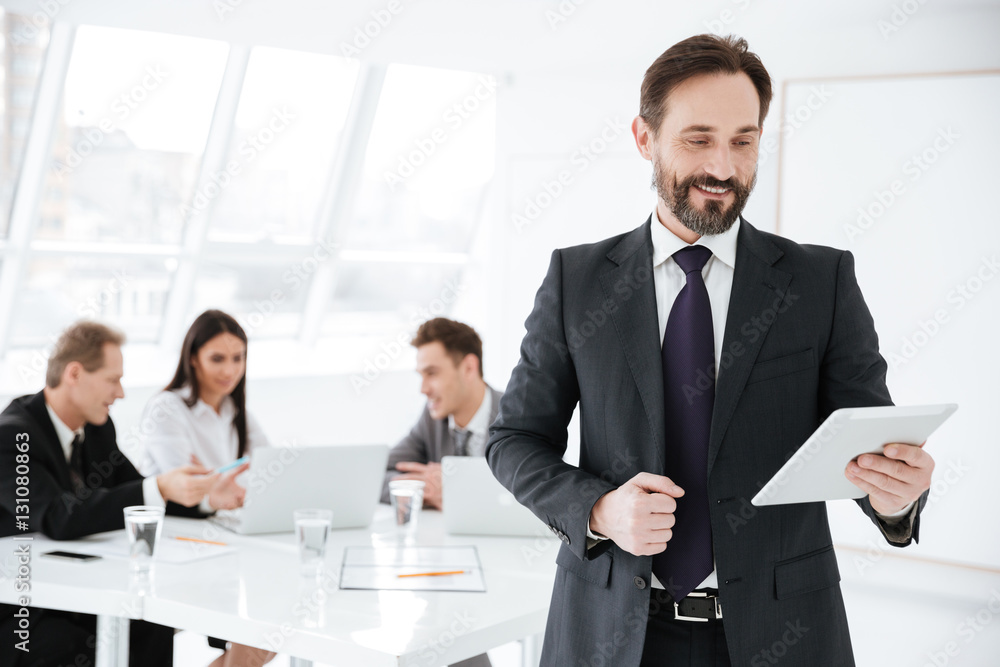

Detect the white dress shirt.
[
  {"left": 138, "top": 386, "right": 270, "bottom": 475},
  {"left": 46, "top": 402, "right": 164, "bottom": 507},
  {"left": 448, "top": 387, "right": 492, "bottom": 457}
]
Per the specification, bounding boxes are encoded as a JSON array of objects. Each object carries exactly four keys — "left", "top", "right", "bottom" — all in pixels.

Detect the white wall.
[{"left": 780, "top": 72, "right": 1000, "bottom": 570}]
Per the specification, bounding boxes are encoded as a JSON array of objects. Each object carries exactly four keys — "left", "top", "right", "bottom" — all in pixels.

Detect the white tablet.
[{"left": 751, "top": 403, "right": 957, "bottom": 507}]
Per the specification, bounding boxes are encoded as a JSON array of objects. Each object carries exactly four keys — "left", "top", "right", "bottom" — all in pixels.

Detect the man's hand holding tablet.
[
  {"left": 752, "top": 404, "right": 956, "bottom": 507},
  {"left": 845, "top": 441, "right": 934, "bottom": 515}
]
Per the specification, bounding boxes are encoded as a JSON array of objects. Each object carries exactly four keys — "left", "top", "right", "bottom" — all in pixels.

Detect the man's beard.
[{"left": 652, "top": 159, "right": 756, "bottom": 236}]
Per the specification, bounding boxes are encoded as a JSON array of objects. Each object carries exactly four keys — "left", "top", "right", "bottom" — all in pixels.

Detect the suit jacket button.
[{"left": 633, "top": 576, "right": 646, "bottom": 590}]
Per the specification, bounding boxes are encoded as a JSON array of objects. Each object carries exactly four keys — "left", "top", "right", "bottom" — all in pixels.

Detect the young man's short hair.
[{"left": 412, "top": 318, "right": 483, "bottom": 377}]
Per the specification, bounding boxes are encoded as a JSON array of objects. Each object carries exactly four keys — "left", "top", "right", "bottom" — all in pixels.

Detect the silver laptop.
[
  {"left": 442, "top": 456, "right": 550, "bottom": 537},
  {"left": 211, "top": 445, "right": 389, "bottom": 535}
]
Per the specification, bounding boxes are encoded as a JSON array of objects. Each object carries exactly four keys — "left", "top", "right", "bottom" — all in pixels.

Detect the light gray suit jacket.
[
  {"left": 381, "top": 385, "right": 504, "bottom": 504},
  {"left": 487, "top": 217, "right": 926, "bottom": 667}
]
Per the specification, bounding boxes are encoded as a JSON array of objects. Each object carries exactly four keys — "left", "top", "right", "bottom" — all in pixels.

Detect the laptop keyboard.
[{"left": 208, "top": 510, "right": 243, "bottom": 533}]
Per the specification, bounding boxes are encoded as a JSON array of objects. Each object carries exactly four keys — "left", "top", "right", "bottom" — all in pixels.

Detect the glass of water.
[
  {"left": 388, "top": 479, "right": 425, "bottom": 544},
  {"left": 123, "top": 506, "right": 164, "bottom": 574},
  {"left": 294, "top": 509, "right": 333, "bottom": 577}
]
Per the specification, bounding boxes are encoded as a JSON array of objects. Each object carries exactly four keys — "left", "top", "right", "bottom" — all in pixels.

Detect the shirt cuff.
[
  {"left": 875, "top": 500, "right": 916, "bottom": 523},
  {"left": 874, "top": 501, "right": 919, "bottom": 545},
  {"left": 142, "top": 476, "right": 166, "bottom": 508},
  {"left": 199, "top": 495, "right": 215, "bottom": 514},
  {"left": 586, "top": 521, "right": 608, "bottom": 550}
]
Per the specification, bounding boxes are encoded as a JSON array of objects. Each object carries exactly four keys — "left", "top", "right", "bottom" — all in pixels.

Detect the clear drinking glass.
[
  {"left": 388, "top": 479, "right": 425, "bottom": 544},
  {"left": 123, "top": 506, "right": 164, "bottom": 574},
  {"left": 294, "top": 509, "right": 333, "bottom": 576}
]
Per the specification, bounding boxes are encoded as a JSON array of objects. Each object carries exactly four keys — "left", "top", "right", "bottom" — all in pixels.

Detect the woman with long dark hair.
[
  {"left": 139, "top": 309, "right": 270, "bottom": 495},
  {"left": 139, "top": 310, "right": 276, "bottom": 666}
]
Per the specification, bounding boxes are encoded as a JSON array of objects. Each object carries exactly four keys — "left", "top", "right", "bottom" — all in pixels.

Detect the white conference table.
[{"left": 0, "top": 506, "right": 560, "bottom": 666}]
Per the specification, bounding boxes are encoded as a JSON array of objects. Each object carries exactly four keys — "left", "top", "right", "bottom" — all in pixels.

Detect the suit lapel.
[
  {"left": 24, "top": 391, "right": 75, "bottom": 489},
  {"left": 600, "top": 219, "right": 666, "bottom": 473},
  {"left": 707, "top": 220, "right": 792, "bottom": 475}
]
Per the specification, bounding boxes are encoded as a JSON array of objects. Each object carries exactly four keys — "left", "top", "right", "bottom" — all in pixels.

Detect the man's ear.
[
  {"left": 632, "top": 115, "right": 655, "bottom": 161},
  {"left": 461, "top": 353, "right": 479, "bottom": 379},
  {"left": 63, "top": 360, "right": 83, "bottom": 387}
]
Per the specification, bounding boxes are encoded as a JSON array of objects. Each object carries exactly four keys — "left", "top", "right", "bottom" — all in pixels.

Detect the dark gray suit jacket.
[
  {"left": 487, "top": 218, "right": 926, "bottom": 667},
  {"left": 381, "top": 385, "right": 503, "bottom": 504}
]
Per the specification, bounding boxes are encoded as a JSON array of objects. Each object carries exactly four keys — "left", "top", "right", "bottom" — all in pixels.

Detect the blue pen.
[{"left": 215, "top": 456, "right": 250, "bottom": 474}]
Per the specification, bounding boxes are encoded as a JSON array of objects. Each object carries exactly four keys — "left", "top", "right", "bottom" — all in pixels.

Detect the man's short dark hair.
[
  {"left": 46, "top": 321, "right": 126, "bottom": 388},
  {"left": 640, "top": 34, "right": 773, "bottom": 135},
  {"left": 412, "top": 318, "right": 483, "bottom": 377}
]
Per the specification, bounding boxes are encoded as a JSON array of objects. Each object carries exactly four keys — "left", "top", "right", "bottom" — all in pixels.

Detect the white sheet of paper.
[
  {"left": 339, "top": 546, "right": 486, "bottom": 592},
  {"left": 67, "top": 531, "right": 236, "bottom": 563}
]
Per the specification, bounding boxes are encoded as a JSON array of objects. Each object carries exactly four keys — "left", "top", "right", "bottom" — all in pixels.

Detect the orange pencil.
[
  {"left": 397, "top": 570, "right": 469, "bottom": 578},
  {"left": 174, "top": 536, "right": 227, "bottom": 547}
]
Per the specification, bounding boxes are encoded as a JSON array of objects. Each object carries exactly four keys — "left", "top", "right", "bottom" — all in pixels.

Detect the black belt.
[{"left": 650, "top": 588, "right": 723, "bottom": 622}]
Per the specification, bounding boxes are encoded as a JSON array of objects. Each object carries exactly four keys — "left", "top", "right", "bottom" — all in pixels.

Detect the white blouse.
[{"left": 138, "top": 386, "right": 270, "bottom": 476}]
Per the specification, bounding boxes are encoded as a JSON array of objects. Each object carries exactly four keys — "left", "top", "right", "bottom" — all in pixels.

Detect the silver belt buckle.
[{"left": 673, "top": 591, "right": 723, "bottom": 622}]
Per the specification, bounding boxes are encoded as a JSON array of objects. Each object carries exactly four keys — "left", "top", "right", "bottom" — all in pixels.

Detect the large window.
[
  {"left": 6, "top": 26, "right": 229, "bottom": 347},
  {"left": 190, "top": 255, "right": 311, "bottom": 339},
  {"left": 207, "top": 46, "right": 359, "bottom": 243},
  {"left": 38, "top": 26, "right": 229, "bottom": 245},
  {"left": 322, "top": 64, "right": 495, "bottom": 335},
  {"left": 11, "top": 255, "right": 173, "bottom": 344},
  {"left": 1, "top": 10, "right": 50, "bottom": 238},
  {"left": 349, "top": 64, "right": 495, "bottom": 254},
  {"left": 189, "top": 47, "right": 360, "bottom": 339},
  {"left": 0, "top": 20, "right": 495, "bottom": 388}
]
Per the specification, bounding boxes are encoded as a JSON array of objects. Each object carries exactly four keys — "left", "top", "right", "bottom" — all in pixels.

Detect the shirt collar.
[
  {"left": 650, "top": 205, "right": 740, "bottom": 270},
  {"left": 45, "top": 400, "right": 84, "bottom": 460},
  {"left": 448, "top": 386, "right": 492, "bottom": 436},
  {"left": 177, "top": 385, "right": 234, "bottom": 419}
]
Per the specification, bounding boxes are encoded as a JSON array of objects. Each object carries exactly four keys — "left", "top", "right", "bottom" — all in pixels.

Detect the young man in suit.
[
  {"left": 382, "top": 318, "right": 503, "bottom": 511},
  {"left": 488, "top": 34, "right": 935, "bottom": 666},
  {"left": 0, "top": 321, "right": 246, "bottom": 667},
  {"left": 382, "top": 318, "right": 502, "bottom": 667}
]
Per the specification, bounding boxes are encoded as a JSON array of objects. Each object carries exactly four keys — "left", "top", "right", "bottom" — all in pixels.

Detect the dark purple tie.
[{"left": 652, "top": 245, "right": 715, "bottom": 601}]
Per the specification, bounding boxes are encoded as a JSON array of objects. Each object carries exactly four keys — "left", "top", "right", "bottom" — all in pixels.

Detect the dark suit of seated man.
[
  {"left": 0, "top": 321, "right": 247, "bottom": 667},
  {"left": 380, "top": 318, "right": 502, "bottom": 667}
]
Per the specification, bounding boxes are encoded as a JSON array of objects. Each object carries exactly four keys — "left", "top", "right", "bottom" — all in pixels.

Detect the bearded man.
[{"left": 487, "top": 34, "right": 933, "bottom": 667}]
